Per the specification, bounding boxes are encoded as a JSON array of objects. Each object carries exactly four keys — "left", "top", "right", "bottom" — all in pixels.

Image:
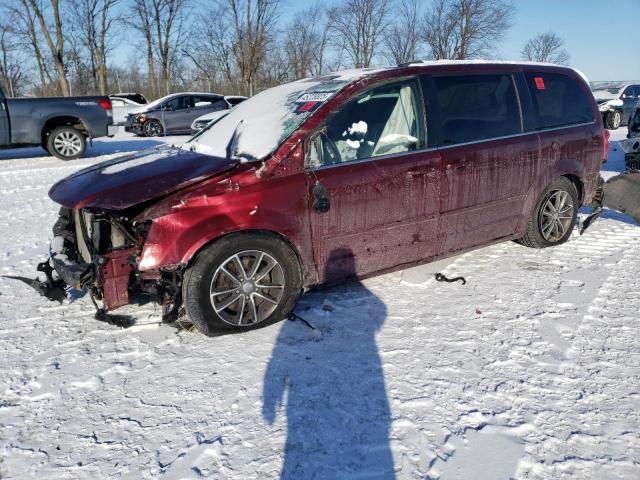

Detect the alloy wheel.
[
  {"left": 53, "top": 131, "right": 82, "bottom": 157},
  {"left": 209, "top": 250, "right": 286, "bottom": 326},
  {"left": 539, "top": 190, "right": 574, "bottom": 242},
  {"left": 145, "top": 121, "right": 162, "bottom": 136}
]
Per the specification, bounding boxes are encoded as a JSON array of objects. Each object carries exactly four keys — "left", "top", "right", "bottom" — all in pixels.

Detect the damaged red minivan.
[{"left": 43, "top": 62, "right": 605, "bottom": 333}]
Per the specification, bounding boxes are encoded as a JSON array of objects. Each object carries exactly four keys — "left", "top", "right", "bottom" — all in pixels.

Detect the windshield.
[
  {"left": 184, "top": 78, "right": 349, "bottom": 161},
  {"left": 592, "top": 88, "right": 622, "bottom": 99}
]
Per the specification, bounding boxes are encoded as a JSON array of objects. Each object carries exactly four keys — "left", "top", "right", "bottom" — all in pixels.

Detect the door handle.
[{"left": 445, "top": 158, "right": 465, "bottom": 170}]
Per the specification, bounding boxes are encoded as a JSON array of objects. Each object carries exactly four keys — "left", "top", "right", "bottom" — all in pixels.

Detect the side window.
[
  {"left": 163, "top": 97, "right": 186, "bottom": 111},
  {"left": 433, "top": 74, "right": 521, "bottom": 145},
  {"left": 193, "top": 97, "right": 227, "bottom": 110},
  {"left": 312, "top": 79, "right": 423, "bottom": 166},
  {"left": 526, "top": 73, "right": 593, "bottom": 129}
]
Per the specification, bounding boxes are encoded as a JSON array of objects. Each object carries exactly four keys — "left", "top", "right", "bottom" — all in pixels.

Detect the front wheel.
[
  {"left": 605, "top": 110, "right": 622, "bottom": 130},
  {"left": 182, "top": 233, "right": 302, "bottom": 335},
  {"left": 47, "top": 126, "right": 87, "bottom": 160},
  {"left": 517, "top": 177, "right": 579, "bottom": 248},
  {"left": 143, "top": 119, "right": 163, "bottom": 137}
]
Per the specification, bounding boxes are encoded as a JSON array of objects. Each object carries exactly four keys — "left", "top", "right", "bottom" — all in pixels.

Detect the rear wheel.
[
  {"left": 46, "top": 126, "right": 87, "bottom": 160},
  {"left": 183, "top": 233, "right": 302, "bottom": 335},
  {"left": 605, "top": 110, "right": 622, "bottom": 130},
  {"left": 143, "top": 119, "right": 163, "bottom": 137},
  {"left": 517, "top": 177, "right": 579, "bottom": 248}
]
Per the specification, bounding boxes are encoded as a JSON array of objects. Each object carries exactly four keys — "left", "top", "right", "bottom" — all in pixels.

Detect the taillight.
[
  {"left": 97, "top": 98, "right": 112, "bottom": 110},
  {"left": 602, "top": 128, "right": 610, "bottom": 163}
]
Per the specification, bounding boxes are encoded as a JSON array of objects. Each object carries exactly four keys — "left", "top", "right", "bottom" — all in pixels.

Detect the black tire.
[
  {"left": 143, "top": 119, "right": 163, "bottom": 137},
  {"left": 46, "top": 126, "right": 87, "bottom": 160},
  {"left": 517, "top": 177, "right": 579, "bottom": 249},
  {"left": 183, "top": 233, "right": 302, "bottom": 335},
  {"left": 605, "top": 110, "right": 622, "bottom": 130}
]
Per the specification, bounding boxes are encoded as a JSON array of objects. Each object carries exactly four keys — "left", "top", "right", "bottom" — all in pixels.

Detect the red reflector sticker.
[
  {"left": 298, "top": 101, "right": 317, "bottom": 112},
  {"left": 534, "top": 77, "right": 546, "bottom": 90}
]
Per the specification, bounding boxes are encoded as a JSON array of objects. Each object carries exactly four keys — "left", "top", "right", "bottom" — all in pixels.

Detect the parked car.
[
  {"left": 190, "top": 95, "right": 247, "bottom": 133},
  {"left": 591, "top": 82, "right": 640, "bottom": 130},
  {"left": 110, "top": 92, "right": 148, "bottom": 105},
  {"left": 109, "top": 96, "right": 146, "bottom": 125},
  {"left": 0, "top": 86, "right": 115, "bottom": 160},
  {"left": 125, "top": 92, "right": 228, "bottom": 137},
  {"left": 624, "top": 101, "right": 640, "bottom": 170},
  {"left": 40, "top": 61, "right": 606, "bottom": 334}
]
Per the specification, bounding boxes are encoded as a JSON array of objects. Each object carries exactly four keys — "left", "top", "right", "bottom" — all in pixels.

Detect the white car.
[
  {"left": 109, "top": 95, "right": 148, "bottom": 125},
  {"left": 190, "top": 95, "right": 247, "bottom": 133}
]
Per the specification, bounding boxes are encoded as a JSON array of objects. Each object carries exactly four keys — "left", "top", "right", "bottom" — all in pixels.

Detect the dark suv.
[
  {"left": 591, "top": 82, "right": 640, "bottom": 130},
  {"left": 43, "top": 62, "right": 605, "bottom": 334}
]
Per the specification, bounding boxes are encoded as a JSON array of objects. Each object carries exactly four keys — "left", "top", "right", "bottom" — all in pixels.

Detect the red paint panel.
[
  {"left": 101, "top": 249, "right": 135, "bottom": 310},
  {"left": 306, "top": 150, "right": 442, "bottom": 282}
]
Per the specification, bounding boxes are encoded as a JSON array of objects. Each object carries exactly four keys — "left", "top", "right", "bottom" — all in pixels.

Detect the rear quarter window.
[
  {"left": 526, "top": 73, "right": 594, "bottom": 129},
  {"left": 433, "top": 74, "right": 522, "bottom": 145}
]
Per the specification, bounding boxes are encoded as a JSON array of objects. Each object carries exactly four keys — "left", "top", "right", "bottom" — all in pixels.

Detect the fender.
[{"left": 136, "top": 166, "right": 319, "bottom": 285}]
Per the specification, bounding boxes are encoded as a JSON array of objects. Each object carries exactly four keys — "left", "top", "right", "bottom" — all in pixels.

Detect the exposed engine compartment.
[{"left": 49, "top": 207, "right": 183, "bottom": 319}]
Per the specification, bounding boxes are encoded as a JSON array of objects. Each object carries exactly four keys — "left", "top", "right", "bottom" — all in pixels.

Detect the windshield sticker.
[{"left": 296, "top": 91, "right": 335, "bottom": 103}]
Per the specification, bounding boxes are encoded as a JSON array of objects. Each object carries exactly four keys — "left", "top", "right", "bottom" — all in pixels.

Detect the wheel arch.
[
  {"left": 562, "top": 173, "right": 584, "bottom": 204},
  {"left": 41, "top": 116, "right": 89, "bottom": 145},
  {"left": 183, "top": 228, "right": 305, "bottom": 278}
]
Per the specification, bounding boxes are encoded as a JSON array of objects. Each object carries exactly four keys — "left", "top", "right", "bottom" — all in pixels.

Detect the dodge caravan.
[{"left": 39, "top": 61, "right": 606, "bottom": 334}]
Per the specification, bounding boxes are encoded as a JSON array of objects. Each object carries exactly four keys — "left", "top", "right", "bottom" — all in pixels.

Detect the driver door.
[
  {"left": 304, "top": 79, "right": 442, "bottom": 282},
  {"left": 160, "top": 96, "right": 190, "bottom": 133}
]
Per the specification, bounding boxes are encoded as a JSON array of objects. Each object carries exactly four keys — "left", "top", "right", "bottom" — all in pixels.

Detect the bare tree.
[
  {"left": 221, "top": 0, "right": 281, "bottom": 96},
  {"left": 383, "top": 0, "right": 421, "bottom": 65},
  {"left": 130, "top": 0, "right": 159, "bottom": 98},
  {"left": 152, "top": 0, "right": 189, "bottom": 96},
  {"left": 27, "top": 0, "right": 70, "bottom": 95},
  {"left": 184, "top": 2, "right": 238, "bottom": 93},
  {"left": 283, "top": 4, "right": 331, "bottom": 79},
  {"left": 0, "top": 22, "right": 25, "bottom": 96},
  {"left": 11, "top": 0, "right": 55, "bottom": 95},
  {"left": 329, "top": 0, "right": 391, "bottom": 68},
  {"left": 422, "top": 0, "right": 514, "bottom": 60},
  {"left": 521, "top": 31, "right": 570, "bottom": 65},
  {"left": 71, "top": 0, "right": 120, "bottom": 95}
]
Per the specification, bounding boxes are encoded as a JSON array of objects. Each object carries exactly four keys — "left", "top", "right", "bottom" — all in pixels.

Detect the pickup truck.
[{"left": 0, "top": 86, "right": 116, "bottom": 160}]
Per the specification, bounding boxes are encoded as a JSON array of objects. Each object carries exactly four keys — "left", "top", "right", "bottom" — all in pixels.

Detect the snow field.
[{"left": 0, "top": 129, "right": 638, "bottom": 479}]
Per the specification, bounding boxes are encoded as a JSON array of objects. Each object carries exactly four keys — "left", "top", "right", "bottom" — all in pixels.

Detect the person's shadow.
[{"left": 262, "top": 247, "right": 395, "bottom": 479}]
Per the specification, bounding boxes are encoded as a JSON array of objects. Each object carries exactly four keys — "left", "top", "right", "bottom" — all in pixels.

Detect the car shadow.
[{"left": 262, "top": 248, "right": 396, "bottom": 479}]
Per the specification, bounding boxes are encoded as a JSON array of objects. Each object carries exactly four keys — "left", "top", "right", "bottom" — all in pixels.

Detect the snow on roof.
[{"left": 308, "top": 60, "right": 590, "bottom": 85}]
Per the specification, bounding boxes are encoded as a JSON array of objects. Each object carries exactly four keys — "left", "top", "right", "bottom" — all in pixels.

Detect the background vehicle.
[
  {"left": 591, "top": 82, "right": 640, "bottom": 129},
  {"left": 190, "top": 96, "right": 247, "bottom": 133},
  {"left": 109, "top": 96, "right": 146, "bottom": 125},
  {"left": 0, "top": 86, "right": 115, "bottom": 160},
  {"left": 125, "top": 92, "right": 228, "bottom": 137},
  {"left": 43, "top": 62, "right": 604, "bottom": 335},
  {"left": 110, "top": 92, "right": 148, "bottom": 105}
]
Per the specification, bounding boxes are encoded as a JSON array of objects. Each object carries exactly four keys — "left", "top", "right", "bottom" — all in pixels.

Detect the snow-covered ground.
[{"left": 0, "top": 129, "right": 638, "bottom": 479}]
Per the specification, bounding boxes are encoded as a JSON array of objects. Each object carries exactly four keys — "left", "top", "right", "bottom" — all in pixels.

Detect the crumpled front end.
[{"left": 46, "top": 207, "right": 182, "bottom": 317}]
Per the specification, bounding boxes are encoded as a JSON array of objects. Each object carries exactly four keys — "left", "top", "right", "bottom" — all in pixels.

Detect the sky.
[
  {"left": 111, "top": 0, "right": 640, "bottom": 82},
  {"left": 277, "top": 0, "right": 640, "bottom": 81}
]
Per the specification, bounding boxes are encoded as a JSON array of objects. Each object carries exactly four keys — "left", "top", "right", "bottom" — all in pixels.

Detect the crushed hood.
[{"left": 49, "top": 146, "right": 237, "bottom": 210}]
